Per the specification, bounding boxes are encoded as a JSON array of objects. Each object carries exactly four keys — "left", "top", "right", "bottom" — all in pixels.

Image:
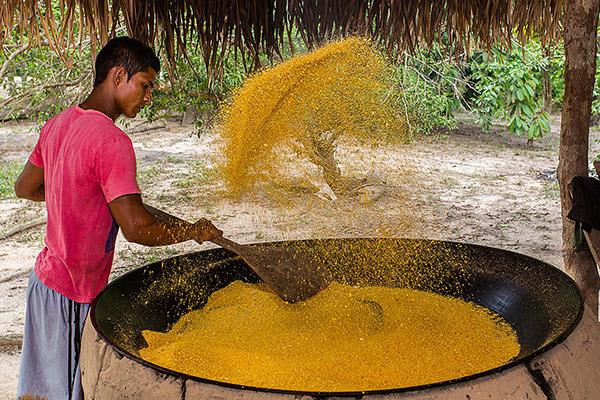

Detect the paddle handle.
[{"left": 210, "top": 235, "right": 248, "bottom": 255}]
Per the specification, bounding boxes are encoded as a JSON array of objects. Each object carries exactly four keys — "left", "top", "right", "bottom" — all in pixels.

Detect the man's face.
[{"left": 115, "top": 67, "right": 157, "bottom": 118}]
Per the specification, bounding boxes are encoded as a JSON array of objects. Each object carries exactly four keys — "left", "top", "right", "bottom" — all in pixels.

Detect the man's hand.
[{"left": 193, "top": 218, "right": 222, "bottom": 244}]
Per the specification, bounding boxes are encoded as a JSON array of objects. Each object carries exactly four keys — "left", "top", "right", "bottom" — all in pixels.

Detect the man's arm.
[
  {"left": 108, "top": 194, "right": 221, "bottom": 246},
  {"left": 143, "top": 203, "right": 185, "bottom": 224},
  {"left": 14, "top": 161, "right": 45, "bottom": 201}
]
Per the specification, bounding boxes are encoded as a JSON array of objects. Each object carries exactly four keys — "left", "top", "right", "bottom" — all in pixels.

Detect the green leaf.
[
  {"left": 521, "top": 103, "right": 533, "bottom": 116},
  {"left": 525, "top": 85, "right": 535, "bottom": 98},
  {"left": 516, "top": 117, "right": 523, "bottom": 129},
  {"left": 528, "top": 125, "right": 538, "bottom": 140},
  {"left": 539, "top": 114, "right": 551, "bottom": 134},
  {"left": 516, "top": 88, "right": 524, "bottom": 101},
  {"left": 542, "top": 117, "right": 551, "bottom": 132}
]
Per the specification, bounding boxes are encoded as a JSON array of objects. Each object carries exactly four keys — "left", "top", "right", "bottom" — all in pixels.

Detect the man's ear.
[{"left": 112, "top": 66, "right": 128, "bottom": 86}]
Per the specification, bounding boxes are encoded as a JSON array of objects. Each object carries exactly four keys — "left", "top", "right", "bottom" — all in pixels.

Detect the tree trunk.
[
  {"left": 542, "top": 44, "right": 553, "bottom": 113},
  {"left": 558, "top": 0, "right": 599, "bottom": 314},
  {"left": 303, "top": 131, "right": 344, "bottom": 193}
]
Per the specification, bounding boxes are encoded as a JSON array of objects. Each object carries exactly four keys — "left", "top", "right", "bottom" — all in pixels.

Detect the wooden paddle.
[
  {"left": 210, "top": 236, "right": 331, "bottom": 303},
  {"left": 144, "top": 204, "right": 330, "bottom": 302}
]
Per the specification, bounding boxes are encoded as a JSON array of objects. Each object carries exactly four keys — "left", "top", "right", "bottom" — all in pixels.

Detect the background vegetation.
[{"left": 1, "top": 25, "right": 599, "bottom": 142}]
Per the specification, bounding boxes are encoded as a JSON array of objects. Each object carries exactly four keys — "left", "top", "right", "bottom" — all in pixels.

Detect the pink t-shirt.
[{"left": 29, "top": 106, "right": 141, "bottom": 303}]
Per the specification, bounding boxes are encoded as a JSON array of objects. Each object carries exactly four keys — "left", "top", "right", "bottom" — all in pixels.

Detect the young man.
[{"left": 14, "top": 36, "right": 222, "bottom": 400}]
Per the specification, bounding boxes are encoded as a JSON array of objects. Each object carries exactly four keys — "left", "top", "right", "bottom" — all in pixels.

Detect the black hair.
[{"left": 94, "top": 36, "right": 160, "bottom": 86}]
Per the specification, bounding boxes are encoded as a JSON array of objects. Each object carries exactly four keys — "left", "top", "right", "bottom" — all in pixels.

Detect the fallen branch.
[
  {"left": 128, "top": 121, "right": 167, "bottom": 134},
  {"left": 0, "top": 334, "right": 23, "bottom": 351},
  {"left": 0, "top": 218, "right": 46, "bottom": 241},
  {"left": 0, "top": 71, "right": 91, "bottom": 110},
  {"left": 0, "top": 269, "right": 31, "bottom": 283}
]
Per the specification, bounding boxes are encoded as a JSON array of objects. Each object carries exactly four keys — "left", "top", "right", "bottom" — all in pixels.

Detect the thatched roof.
[{"left": 1, "top": 0, "right": 565, "bottom": 72}]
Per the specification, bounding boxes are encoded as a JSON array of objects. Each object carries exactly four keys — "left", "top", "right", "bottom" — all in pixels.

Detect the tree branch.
[
  {"left": 0, "top": 71, "right": 91, "bottom": 110},
  {"left": 0, "top": 43, "right": 30, "bottom": 82}
]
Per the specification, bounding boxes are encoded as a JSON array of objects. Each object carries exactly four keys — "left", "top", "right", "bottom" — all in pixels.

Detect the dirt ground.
[{"left": 0, "top": 114, "right": 598, "bottom": 398}]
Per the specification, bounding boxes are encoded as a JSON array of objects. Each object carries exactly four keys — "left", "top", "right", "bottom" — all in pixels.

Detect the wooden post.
[{"left": 558, "top": 0, "right": 600, "bottom": 313}]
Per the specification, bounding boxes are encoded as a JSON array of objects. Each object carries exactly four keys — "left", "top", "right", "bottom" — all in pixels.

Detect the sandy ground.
[{"left": 0, "top": 115, "right": 599, "bottom": 398}]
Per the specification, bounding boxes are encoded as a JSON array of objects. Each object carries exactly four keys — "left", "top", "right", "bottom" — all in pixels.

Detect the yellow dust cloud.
[{"left": 218, "top": 37, "right": 409, "bottom": 195}]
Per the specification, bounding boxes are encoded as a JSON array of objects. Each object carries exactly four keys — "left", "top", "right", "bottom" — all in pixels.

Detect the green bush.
[
  {"left": 391, "top": 45, "right": 462, "bottom": 137},
  {"left": 469, "top": 42, "right": 551, "bottom": 142}
]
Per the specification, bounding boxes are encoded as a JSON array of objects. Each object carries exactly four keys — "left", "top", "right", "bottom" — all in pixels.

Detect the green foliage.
[
  {"left": 139, "top": 43, "right": 277, "bottom": 133},
  {"left": 0, "top": 43, "right": 92, "bottom": 123},
  {"left": 4, "top": 22, "right": 600, "bottom": 145},
  {"left": 0, "top": 2, "right": 92, "bottom": 125},
  {"left": 470, "top": 42, "right": 551, "bottom": 141},
  {"left": 548, "top": 45, "right": 566, "bottom": 107},
  {"left": 0, "top": 161, "right": 21, "bottom": 199},
  {"left": 392, "top": 45, "right": 462, "bottom": 137},
  {"left": 592, "top": 71, "right": 600, "bottom": 117}
]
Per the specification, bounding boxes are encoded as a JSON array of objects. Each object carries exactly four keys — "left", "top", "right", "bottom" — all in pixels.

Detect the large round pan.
[{"left": 90, "top": 238, "right": 583, "bottom": 396}]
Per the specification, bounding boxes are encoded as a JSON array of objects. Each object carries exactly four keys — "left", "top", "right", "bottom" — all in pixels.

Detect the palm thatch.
[{"left": 1, "top": 0, "right": 565, "bottom": 74}]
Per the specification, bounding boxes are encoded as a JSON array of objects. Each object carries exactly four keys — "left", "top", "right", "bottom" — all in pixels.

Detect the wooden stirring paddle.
[
  {"left": 211, "top": 236, "right": 331, "bottom": 303},
  {"left": 143, "top": 204, "right": 330, "bottom": 302}
]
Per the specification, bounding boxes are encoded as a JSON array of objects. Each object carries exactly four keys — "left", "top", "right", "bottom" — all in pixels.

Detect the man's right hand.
[{"left": 193, "top": 218, "right": 222, "bottom": 244}]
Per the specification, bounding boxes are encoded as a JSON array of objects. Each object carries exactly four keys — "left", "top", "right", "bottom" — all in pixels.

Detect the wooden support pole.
[
  {"left": 558, "top": 0, "right": 599, "bottom": 311},
  {"left": 583, "top": 229, "right": 600, "bottom": 318}
]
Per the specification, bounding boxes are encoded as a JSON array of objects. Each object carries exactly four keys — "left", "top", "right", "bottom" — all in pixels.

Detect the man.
[{"left": 14, "top": 36, "right": 221, "bottom": 400}]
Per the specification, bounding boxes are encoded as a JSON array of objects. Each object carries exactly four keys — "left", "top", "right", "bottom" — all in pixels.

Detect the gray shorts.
[{"left": 17, "top": 272, "right": 90, "bottom": 400}]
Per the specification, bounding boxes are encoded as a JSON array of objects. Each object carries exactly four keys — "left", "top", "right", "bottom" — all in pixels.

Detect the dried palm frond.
[{"left": 0, "top": 0, "right": 566, "bottom": 76}]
